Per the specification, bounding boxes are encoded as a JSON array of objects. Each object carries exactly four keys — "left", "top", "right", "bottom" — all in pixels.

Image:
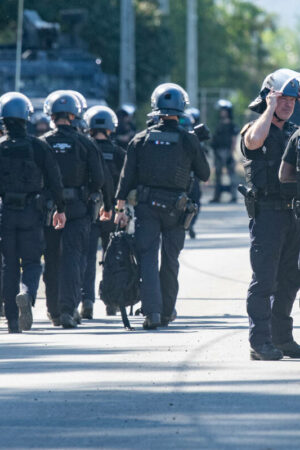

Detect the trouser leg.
[
  {"left": 135, "top": 204, "right": 162, "bottom": 315},
  {"left": 247, "top": 210, "right": 287, "bottom": 347},
  {"left": 59, "top": 217, "right": 90, "bottom": 314},
  {"left": 82, "top": 223, "right": 101, "bottom": 302},
  {"left": 18, "top": 221, "right": 44, "bottom": 305},
  {"left": 43, "top": 227, "right": 62, "bottom": 317},
  {"left": 272, "top": 213, "right": 300, "bottom": 344},
  {"left": 2, "top": 223, "right": 19, "bottom": 321},
  {"left": 160, "top": 225, "right": 185, "bottom": 317}
]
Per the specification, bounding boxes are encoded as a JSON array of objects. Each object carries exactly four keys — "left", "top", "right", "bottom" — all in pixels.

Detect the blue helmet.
[
  {"left": 149, "top": 83, "right": 189, "bottom": 117},
  {"left": 185, "top": 107, "right": 201, "bottom": 124},
  {"left": 31, "top": 112, "right": 50, "bottom": 126},
  {"left": 84, "top": 106, "right": 118, "bottom": 132},
  {"left": 0, "top": 92, "right": 33, "bottom": 121},
  {"left": 179, "top": 113, "right": 195, "bottom": 131},
  {"left": 67, "top": 90, "right": 87, "bottom": 119},
  {"left": 44, "top": 91, "right": 82, "bottom": 117},
  {"left": 216, "top": 99, "right": 232, "bottom": 110}
]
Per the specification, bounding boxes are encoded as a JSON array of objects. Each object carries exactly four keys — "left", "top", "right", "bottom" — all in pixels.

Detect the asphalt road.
[{"left": 1, "top": 192, "right": 300, "bottom": 450}]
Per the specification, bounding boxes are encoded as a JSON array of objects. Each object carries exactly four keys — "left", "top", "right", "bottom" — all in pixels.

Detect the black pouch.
[
  {"left": 243, "top": 159, "right": 268, "bottom": 191},
  {"left": 63, "top": 188, "right": 78, "bottom": 201},
  {"left": 238, "top": 184, "right": 256, "bottom": 219},
  {"left": 137, "top": 185, "right": 150, "bottom": 203},
  {"left": 3, "top": 192, "right": 27, "bottom": 210},
  {"left": 244, "top": 196, "right": 256, "bottom": 219},
  {"left": 44, "top": 199, "right": 55, "bottom": 227},
  {"left": 182, "top": 201, "right": 198, "bottom": 229},
  {"left": 175, "top": 193, "right": 188, "bottom": 211},
  {"left": 88, "top": 192, "right": 103, "bottom": 223}
]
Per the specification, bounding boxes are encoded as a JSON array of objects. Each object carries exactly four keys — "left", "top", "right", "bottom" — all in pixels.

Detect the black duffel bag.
[{"left": 99, "top": 230, "right": 140, "bottom": 330}]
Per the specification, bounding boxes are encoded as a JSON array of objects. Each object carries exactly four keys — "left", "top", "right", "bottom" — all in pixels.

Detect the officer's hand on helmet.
[
  {"left": 99, "top": 207, "right": 112, "bottom": 221},
  {"left": 52, "top": 211, "right": 66, "bottom": 230},
  {"left": 266, "top": 88, "right": 282, "bottom": 112},
  {"left": 114, "top": 211, "right": 128, "bottom": 228}
]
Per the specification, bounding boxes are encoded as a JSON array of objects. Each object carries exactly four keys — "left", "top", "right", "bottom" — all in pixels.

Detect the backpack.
[{"left": 99, "top": 231, "right": 140, "bottom": 330}]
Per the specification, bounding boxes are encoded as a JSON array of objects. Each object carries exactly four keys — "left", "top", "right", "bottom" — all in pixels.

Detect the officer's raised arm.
[{"left": 244, "top": 90, "right": 282, "bottom": 150}]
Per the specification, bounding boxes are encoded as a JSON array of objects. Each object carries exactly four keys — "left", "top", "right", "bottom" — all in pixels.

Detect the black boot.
[
  {"left": 8, "top": 319, "right": 21, "bottom": 334},
  {"left": 143, "top": 313, "right": 161, "bottom": 330},
  {"left": 47, "top": 312, "right": 61, "bottom": 327},
  {"left": 161, "top": 309, "right": 177, "bottom": 327},
  {"left": 250, "top": 342, "right": 283, "bottom": 360},
  {"left": 81, "top": 300, "right": 94, "bottom": 319},
  {"left": 275, "top": 340, "right": 300, "bottom": 358},
  {"left": 60, "top": 313, "right": 77, "bottom": 329},
  {"left": 16, "top": 293, "right": 33, "bottom": 331}
]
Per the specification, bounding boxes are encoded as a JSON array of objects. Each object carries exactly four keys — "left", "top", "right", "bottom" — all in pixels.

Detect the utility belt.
[
  {"left": 63, "top": 186, "right": 89, "bottom": 203},
  {"left": 238, "top": 184, "right": 293, "bottom": 219},
  {"left": 136, "top": 185, "right": 198, "bottom": 229},
  {"left": 2, "top": 192, "right": 44, "bottom": 211}
]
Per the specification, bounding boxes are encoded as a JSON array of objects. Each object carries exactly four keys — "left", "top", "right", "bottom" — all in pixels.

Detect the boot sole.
[
  {"left": 61, "top": 322, "right": 77, "bottom": 329},
  {"left": 81, "top": 307, "right": 93, "bottom": 320},
  {"left": 143, "top": 321, "right": 161, "bottom": 330},
  {"left": 250, "top": 351, "right": 283, "bottom": 361},
  {"left": 280, "top": 352, "right": 300, "bottom": 358},
  {"left": 16, "top": 294, "right": 33, "bottom": 331},
  {"left": 81, "top": 313, "right": 93, "bottom": 320}
]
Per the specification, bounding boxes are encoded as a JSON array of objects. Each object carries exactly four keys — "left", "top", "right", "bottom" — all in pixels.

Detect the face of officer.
[{"left": 275, "top": 95, "right": 296, "bottom": 121}]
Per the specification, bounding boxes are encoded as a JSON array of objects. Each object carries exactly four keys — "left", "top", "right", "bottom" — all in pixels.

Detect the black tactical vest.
[
  {"left": 0, "top": 136, "right": 43, "bottom": 195},
  {"left": 241, "top": 122, "right": 298, "bottom": 198},
  {"left": 137, "top": 128, "right": 191, "bottom": 191},
  {"left": 45, "top": 128, "right": 87, "bottom": 188}
]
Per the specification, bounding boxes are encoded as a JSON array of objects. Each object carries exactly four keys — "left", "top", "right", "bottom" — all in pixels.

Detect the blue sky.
[{"left": 250, "top": 0, "right": 300, "bottom": 29}]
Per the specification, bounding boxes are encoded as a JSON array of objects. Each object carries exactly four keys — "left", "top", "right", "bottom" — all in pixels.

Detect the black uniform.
[
  {"left": 42, "top": 125, "right": 104, "bottom": 319},
  {"left": 211, "top": 121, "right": 239, "bottom": 201},
  {"left": 241, "top": 121, "right": 300, "bottom": 348},
  {"left": 116, "top": 119, "right": 210, "bottom": 318},
  {"left": 82, "top": 138, "right": 123, "bottom": 303},
  {"left": 0, "top": 129, "right": 64, "bottom": 323}
]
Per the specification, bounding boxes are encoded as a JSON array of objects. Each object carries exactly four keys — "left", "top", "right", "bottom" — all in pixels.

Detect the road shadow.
[{"left": 0, "top": 384, "right": 300, "bottom": 449}]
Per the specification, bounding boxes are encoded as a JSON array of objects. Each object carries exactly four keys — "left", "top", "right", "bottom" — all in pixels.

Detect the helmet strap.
[{"left": 274, "top": 111, "right": 285, "bottom": 122}]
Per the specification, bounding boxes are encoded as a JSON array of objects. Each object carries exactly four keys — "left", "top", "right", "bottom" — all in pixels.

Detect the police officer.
[
  {"left": 42, "top": 91, "right": 107, "bottom": 329},
  {"left": 115, "top": 83, "right": 210, "bottom": 329},
  {"left": 67, "top": 90, "right": 88, "bottom": 133},
  {"left": 80, "top": 105, "right": 124, "bottom": 319},
  {"left": 115, "top": 105, "right": 136, "bottom": 150},
  {"left": 0, "top": 92, "right": 66, "bottom": 333},
  {"left": 240, "top": 69, "right": 300, "bottom": 360},
  {"left": 210, "top": 100, "right": 239, "bottom": 203},
  {"left": 31, "top": 113, "right": 51, "bottom": 137}
]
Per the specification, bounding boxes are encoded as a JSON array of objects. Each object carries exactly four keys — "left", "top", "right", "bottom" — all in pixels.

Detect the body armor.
[
  {"left": 241, "top": 122, "right": 298, "bottom": 198},
  {"left": 45, "top": 128, "right": 87, "bottom": 188},
  {"left": 137, "top": 128, "right": 191, "bottom": 191},
  {"left": 0, "top": 136, "right": 43, "bottom": 195}
]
